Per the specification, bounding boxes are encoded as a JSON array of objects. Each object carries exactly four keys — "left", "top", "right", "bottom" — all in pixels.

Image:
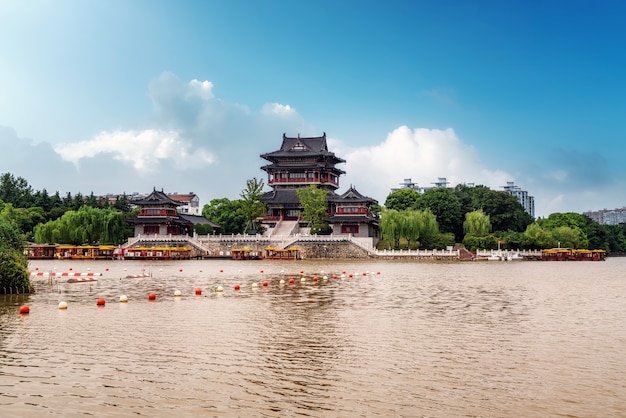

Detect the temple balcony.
[
  {"left": 332, "top": 207, "right": 369, "bottom": 215},
  {"left": 267, "top": 178, "right": 339, "bottom": 187}
]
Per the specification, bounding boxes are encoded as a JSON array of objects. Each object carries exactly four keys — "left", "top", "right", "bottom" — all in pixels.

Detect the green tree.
[
  {"left": 468, "top": 186, "right": 533, "bottom": 233},
  {"left": 0, "top": 173, "right": 34, "bottom": 208},
  {"left": 463, "top": 209, "right": 491, "bottom": 236},
  {"left": 202, "top": 198, "right": 246, "bottom": 234},
  {"left": 415, "top": 188, "right": 462, "bottom": 239},
  {"left": 522, "top": 223, "right": 551, "bottom": 249},
  {"left": 240, "top": 177, "right": 265, "bottom": 233},
  {"left": 0, "top": 218, "right": 29, "bottom": 292},
  {"left": 379, "top": 208, "right": 403, "bottom": 248},
  {"left": 296, "top": 185, "right": 328, "bottom": 226},
  {"left": 384, "top": 188, "right": 420, "bottom": 211},
  {"left": 34, "top": 206, "right": 128, "bottom": 245}
]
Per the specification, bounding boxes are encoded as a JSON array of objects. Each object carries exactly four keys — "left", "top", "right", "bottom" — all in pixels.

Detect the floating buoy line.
[{"left": 23, "top": 266, "right": 382, "bottom": 314}]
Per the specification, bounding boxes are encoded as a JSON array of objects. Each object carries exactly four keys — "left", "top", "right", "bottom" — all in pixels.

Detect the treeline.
[
  {"left": 380, "top": 184, "right": 626, "bottom": 252},
  {"left": 0, "top": 172, "right": 135, "bottom": 244}
]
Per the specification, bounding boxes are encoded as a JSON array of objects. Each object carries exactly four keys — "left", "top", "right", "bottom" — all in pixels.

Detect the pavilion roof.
[
  {"left": 132, "top": 188, "right": 184, "bottom": 206},
  {"left": 260, "top": 133, "right": 346, "bottom": 164}
]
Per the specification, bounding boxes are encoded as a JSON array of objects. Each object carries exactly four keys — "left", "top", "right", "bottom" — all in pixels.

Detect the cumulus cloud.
[
  {"left": 261, "top": 103, "right": 298, "bottom": 117},
  {"left": 54, "top": 129, "right": 215, "bottom": 173},
  {"left": 187, "top": 79, "right": 214, "bottom": 100},
  {"left": 339, "top": 126, "right": 512, "bottom": 204}
]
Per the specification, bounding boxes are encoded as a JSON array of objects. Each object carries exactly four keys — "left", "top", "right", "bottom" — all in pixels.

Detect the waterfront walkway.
[{"left": 122, "top": 233, "right": 544, "bottom": 259}]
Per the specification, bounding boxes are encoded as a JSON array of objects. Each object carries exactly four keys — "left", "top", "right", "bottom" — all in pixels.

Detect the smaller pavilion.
[{"left": 128, "top": 188, "right": 218, "bottom": 236}]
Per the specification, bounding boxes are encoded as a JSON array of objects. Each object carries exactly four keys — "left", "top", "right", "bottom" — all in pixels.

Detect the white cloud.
[
  {"left": 261, "top": 102, "right": 297, "bottom": 117},
  {"left": 54, "top": 129, "right": 215, "bottom": 174},
  {"left": 339, "top": 126, "right": 513, "bottom": 204},
  {"left": 187, "top": 79, "right": 214, "bottom": 100}
]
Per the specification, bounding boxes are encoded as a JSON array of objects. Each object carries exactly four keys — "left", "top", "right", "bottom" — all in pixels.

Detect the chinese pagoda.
[
  {"left": 260, "top": 133, "right": 378, "bottom": 238},
  {"left": 128, "top": 188, "right": 217, "bottom": 236}
]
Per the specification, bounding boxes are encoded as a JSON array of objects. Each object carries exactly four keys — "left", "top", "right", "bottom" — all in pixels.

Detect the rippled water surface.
[{"left": 2, "top": 258, "right": 626, "bottom": 417}]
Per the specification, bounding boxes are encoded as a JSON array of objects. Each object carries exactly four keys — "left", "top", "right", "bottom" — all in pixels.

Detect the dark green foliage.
[
  {"left": 462, "top": 234, "right": 499, "bottom": 252},
  {"left": 202, "top": 198, "right": 247, "bottom": 235},
  {"left": 416, "top": 188, "right": 462, "bottom": 238},
  {"left": 0, "top": 218, "right": 29, "bottom": 291},
  {"left": 463, "top": 185, "right": 533, "bottom": 233},
  {"left": 310, "top": 222, "right": 332, "bottom": 235},
  {"left": 296, "top": 185, "right": 328, "bottom": 226},
  {"left": 384, "top": 188, "right": 420, "bottom": 211}
]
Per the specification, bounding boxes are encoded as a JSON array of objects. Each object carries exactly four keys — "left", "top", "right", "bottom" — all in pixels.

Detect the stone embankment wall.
[
  {"left": 202, "top": 241, "right": 371, "bottom": 259},
  {"left": 298, "top": 242, "right": 370, "bottom": 259}
]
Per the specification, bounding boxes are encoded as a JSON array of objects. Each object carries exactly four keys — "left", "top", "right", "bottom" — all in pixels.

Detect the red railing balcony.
[
  {"left": 334, "top": 207, "right": 368, "bottom": 215},
  {"left": 268, "top": 177, "right": 339, "bottom": 187}
]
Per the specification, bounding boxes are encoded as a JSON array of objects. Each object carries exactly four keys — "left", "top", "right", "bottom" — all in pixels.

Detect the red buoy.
[
  {"left": 349, "top": 274, "right": 353, "bottom": 278},
  {"left": 148, "top": 293, "right": 156, "bottom": 301},
  {"left": 300, "top": 270, "right": 304, "bottom": 274},
  {"left": 288, "top": 278, "right": 295, "bottom": 284},
  {"left": 260, "top": 269, "right": 264, "bottom": 273},
  {"left": 96, "top": 298, "right": 106, "bottom": 306},
  {"left": 179, "top": 269, "right": 183, "bottom": 272},
  {"left": 19, "top": 305, "right": 30, "bottom": 314},
  {"left": 332, "top": 275, "right": 337, "bottom": 279},
  {"left": 195, "top": 288, "right": 202, "bottom": 295},
  {"left": 234, "top": 284, "right": 241, "bottom": 291},
  {"left": 313, "top": 276, "right": 318, "bottom": 282},
  {"left": 262, "top": 281, "right": 268, "bottom": 287}
]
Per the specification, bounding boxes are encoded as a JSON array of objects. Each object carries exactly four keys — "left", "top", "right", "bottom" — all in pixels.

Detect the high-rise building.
[
  {"left": 583, "top": 208, "right": 626, "bottom": 225},
  {"left": 502, "top": 181, "right": 535, "bottom": 218}
]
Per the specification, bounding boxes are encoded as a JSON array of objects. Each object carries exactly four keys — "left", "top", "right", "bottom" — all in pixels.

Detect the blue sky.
[{"left": 1, "top": 0, "right": 625, "bottom": 217}]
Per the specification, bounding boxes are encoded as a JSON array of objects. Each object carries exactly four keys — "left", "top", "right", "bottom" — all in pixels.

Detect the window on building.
[
  {"left": 143, "top": 225, "right": 160, "bottom": 234},
  {"left": 341, "top": 225, "right": 359, "bottom": 234}
]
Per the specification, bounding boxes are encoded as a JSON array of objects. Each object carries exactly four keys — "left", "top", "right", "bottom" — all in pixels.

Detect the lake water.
[{"left": 1, "top": 257, "right": 625, "bottom": 417}]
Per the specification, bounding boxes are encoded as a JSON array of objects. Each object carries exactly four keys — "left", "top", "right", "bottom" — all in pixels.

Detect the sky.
[{"left": 1, "top": 0, "right": 625, "bottom": 218}]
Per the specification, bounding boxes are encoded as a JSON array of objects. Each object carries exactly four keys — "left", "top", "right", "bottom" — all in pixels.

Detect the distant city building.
[
  {"left": 390, "top": 178, "right": 535, "bottom": 218},
  {"left": 392, "top": 177, "right": 451, "bottom": 194},
  {"left": 393, "top": 178, "right": 421, "bottom": 192},
  {"left": 583, "top": 208, "right": 626, "bottom": 225},
  {"left": 502, "top": 181, "right": 535, "bottom": 218},
  {"left": 167, "top": 192, "right": 200, "bottom": 215}
]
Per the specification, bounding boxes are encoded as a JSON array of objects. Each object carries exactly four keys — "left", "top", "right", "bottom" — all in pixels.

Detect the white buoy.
[
  {"left": 301, "top": 277, "right": 306, "bottom": 282},
  {"left": 216, "top": 286, "right": 224, "bottom": 292},
  {"left": 279, "top": 279, "right": 285, "bottom": 285},
  {"left": 123, "top": 268, "right": 127, "bottom": 271},
  {"left": 251, "top": 282, "right": 258, "bottom": 288},
  {"left": 323, "top": 275, "right": 328, "bottom": 281},
  {"left": 87, "top": 267, "right": 91, "bottom": 271},
  {"left": 341, "top": 274, "right": 346, "bottom": 279},
  {"left": 159, "top": 268, "right": 163, "bottom": 272},
  {"left": 119, "top": 295, "right": 128, "bottom": 303},
  {"left": 58, "top": 301, "right": 68, "bottom": 310},
  {"left": 280, "top": 269, "right": 285, "bottom": 274},
  {"left": 174, "top": 290, "right": 182, "bottom": 297}
]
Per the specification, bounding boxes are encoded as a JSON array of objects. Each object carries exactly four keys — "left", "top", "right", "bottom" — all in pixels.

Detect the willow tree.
[
  {"left": 379, "top": 208, "right": 402, "bottom": 248},
  {"left": 34, "top": 206, "right": 128, "bottom": 245},
  {"left": 463, "top": 209, "right": 491, "bottom": 236}
]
